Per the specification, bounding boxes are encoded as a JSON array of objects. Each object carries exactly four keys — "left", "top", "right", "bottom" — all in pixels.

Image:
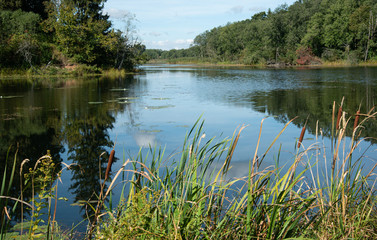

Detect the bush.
[
  {"left": 321, "top": 48, "right": 343, "bottom": 62},
  {"left": 296, "top": 46, "right": 321, "bottom": 65},
  {"left": 72, "top": 64, "right": 101, "bottom": 76}
]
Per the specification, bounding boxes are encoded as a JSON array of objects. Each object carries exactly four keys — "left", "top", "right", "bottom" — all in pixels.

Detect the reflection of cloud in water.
[
  {"left": 208, "top": 160, "right": 275, "bottom": 181},
  {"left": 223, "top": 161, "right": 250, "bottom": 180},
  {"left": 133, "top": 131, "right": 157, "bottom": 148}
]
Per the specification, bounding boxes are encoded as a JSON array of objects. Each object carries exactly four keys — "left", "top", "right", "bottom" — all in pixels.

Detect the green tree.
[
  {"left": 267, "top": 5, "right": 289, "bottom": 62},
  {"left": 0, "top": 0, "right": 21, "bottom": 10},
  {"left": 0, "top": 0, "right": 49, "bottom": 19},
  {"left": 0, "top": 10, "right": 51, "bottom": 68},
  {"left": 152, "top": 0, "right": 377, "bottom": 65},
  {"left": 44, "top": 0, "right": 120, "bottom": 66}
]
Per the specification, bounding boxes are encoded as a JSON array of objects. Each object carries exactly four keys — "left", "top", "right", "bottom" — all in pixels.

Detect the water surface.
[{"left": 1, "top": 65, "right": 377, "bottom": 230}]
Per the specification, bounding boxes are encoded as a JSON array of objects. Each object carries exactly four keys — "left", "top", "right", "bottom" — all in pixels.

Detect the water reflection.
[
  {"left": 0, "top": 86, "right": 64, "bottom": 221},
  {"left": 134, "top": 132, "right": 157, "bottom": 148},
  {"left": 190, "top": 66, "right": 377, "bottom": 139},
  {"left": 1, "top": 66, "right": 377, "bottom": 228},
  {"left": 0, "top": 75, "right": 143, "bottom": 222},
  {"left": 66, "top": 115, "right": 116, "bottom": 217},
  {"left": 248, "top": 77, "right": 377, "bottom": 140}
]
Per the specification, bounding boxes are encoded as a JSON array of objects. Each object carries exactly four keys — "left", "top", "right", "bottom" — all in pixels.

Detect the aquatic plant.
[{"left": 1, "top": 100, "right": 377, "bottom": 239}]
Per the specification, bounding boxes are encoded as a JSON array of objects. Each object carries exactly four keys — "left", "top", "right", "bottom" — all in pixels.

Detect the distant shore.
[
  {"left": 147, "top": 58, "right": 377, "bottom": 68},
  {"left": 2, "top": 60, "right": 377, "bottom": 79}
]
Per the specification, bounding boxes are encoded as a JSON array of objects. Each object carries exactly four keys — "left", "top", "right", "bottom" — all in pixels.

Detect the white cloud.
[
  {"left": 229, "top": 6, "right": 244, "bottom": 14},
  {"left": 149, "top": 32, "right": 162, "bottom": 37},
  {"left": 144, "top": 39, "right": 193, "bottom": 49},
  {"left": 105, "top": 8, "right": 131, "bottom": 19},
  {"left": 248, "top": 6, "right": 266, "bottom": 13},
  {"left": 175, "top": 39, "right": 193, "bottom": 44},
  {"left": 156, "top": 40, "right": 169, "bottom": 47}
]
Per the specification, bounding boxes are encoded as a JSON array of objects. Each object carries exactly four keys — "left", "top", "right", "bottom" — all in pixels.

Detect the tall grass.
[
  {"left": 92, "top": 103, "right": 377, "bottom": 239},
  {"left": 94, "top": 105, "right": 377, "bottom": 239},
  {"left": 1, "top": 100, "right": 377, "bottom": 239}
]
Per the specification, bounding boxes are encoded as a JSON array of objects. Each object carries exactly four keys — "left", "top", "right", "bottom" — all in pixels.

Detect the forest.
[
  {"left": 146, "top": 0, "right": 377, "bottom": 65},
  {"left": 0, "top": 0, "right": 147, "bottom": 73}
]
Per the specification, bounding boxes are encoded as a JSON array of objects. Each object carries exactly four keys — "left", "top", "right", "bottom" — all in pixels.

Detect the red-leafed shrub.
[{"left": 296, "top": 47, "right": 321, "bottom": 65}]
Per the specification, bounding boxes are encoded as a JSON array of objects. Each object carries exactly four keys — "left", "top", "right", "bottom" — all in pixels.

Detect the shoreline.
[
  {"left": 0, "top": 67, "right": 140, "bottom": 79},
  {"left": 2, "top": 60, "right": 377, "bottom": 79},
  {"left": 147, "top": 59, "right": 377, "bottom": 68}
]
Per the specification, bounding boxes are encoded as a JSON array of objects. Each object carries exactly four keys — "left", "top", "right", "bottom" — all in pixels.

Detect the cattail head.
[
  {"left": 297, "top": 126, "right": 306, "bottom": 149},
  {"left": 336, "top": 106, "right": 342, "bottom": 130},
  {"left": 105, "top": 149, "right": 115, "bottom": 181},
  {"left": 353, "top": 110, "right": 360, "bottom": 131}
]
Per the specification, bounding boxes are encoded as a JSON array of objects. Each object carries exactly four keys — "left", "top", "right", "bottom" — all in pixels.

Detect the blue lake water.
[{"left": 1, "top": 64, "right": 377, "bottom": 231}]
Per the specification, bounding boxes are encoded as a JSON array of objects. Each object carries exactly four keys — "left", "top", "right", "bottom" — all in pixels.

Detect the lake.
[{"left": 1, "top": 65, "right": 377, "bottom": 232}]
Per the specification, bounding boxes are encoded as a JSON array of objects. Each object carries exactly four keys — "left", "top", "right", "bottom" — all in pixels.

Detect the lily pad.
[
  {"left": 152, "top": 97, "right": 171, "bottom": 100},
  {"left": 117, "top": 97, "right": 138, "bottom": 100},
  {"left": 110, "top": 88, "right": 128, "bottom": 91},
  {"left": 118, "top": 100, "right": 134, "bottom": 104},
  {"left": 144, "top": 105, "right": 175, "bottom": 110},
  {"left": 176, "top": 125, "right": 190, "bottom": 128},
  {"left": 140, "top": 129, "right": 162, "bottom": 133},
  {"left": 0, "top": 95, "right": 23, "bottom": 99}
]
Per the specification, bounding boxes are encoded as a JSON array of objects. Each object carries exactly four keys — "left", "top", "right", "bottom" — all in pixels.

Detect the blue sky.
[{"left": 104, "top": 0, "right": 297, "bottom": 50}]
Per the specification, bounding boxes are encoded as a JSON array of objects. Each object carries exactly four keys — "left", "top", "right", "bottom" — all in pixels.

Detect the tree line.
[
  {"left": 146, "top": 0, "right": 377, "bottom": 65},
  {"left": 0, "top": 0, "right": 147, "bottom": 71}
]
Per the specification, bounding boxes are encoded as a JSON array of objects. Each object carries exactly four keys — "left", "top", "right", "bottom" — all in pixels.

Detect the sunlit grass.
[{"left": 0, "top": 65, "right": 136, "bottom": 79}]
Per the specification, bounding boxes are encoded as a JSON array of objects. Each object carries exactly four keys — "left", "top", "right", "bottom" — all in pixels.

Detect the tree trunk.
[{"left": 365, "top": 10, "right": 377, "bottom": 62}]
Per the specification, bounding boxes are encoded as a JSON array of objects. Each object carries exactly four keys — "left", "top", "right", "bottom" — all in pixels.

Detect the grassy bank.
[
  {"left": 0, "top": 65, "right": 136, "bottom": 79},
  {"left": 1, "top": 100, "right": 377, "bottom": 239},
  {"left": 148, "top": 57, "right": 377, "bottom": 68}
]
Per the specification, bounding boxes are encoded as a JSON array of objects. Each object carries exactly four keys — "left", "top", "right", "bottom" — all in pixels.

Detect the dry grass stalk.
[
  {"left": 336, "top": 97, "right": 345, "bottom": 130},
  {"left": 353, "top": 110, "right": 360, "bottom": 131}
]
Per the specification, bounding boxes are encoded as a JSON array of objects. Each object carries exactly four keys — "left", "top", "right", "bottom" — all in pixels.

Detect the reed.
[
  {"left": 0, "top": 147, "right": 18, "bottom": 239},
  {"left": 1, "top": 101, "right": 377, "bottom": 239},
  {"left": 94, "top": 105, "right": 377, "bottom": 239}
]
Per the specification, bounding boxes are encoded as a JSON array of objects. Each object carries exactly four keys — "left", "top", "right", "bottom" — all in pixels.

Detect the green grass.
[
  {"left": 1, "top": 100, "right": 377, "bottom": 239},
  {"left": 148, "top": 57, "right": 377, "bottom": 68},
  {"left": 0, "top": 64, "right": 136, "bottom": 79}
]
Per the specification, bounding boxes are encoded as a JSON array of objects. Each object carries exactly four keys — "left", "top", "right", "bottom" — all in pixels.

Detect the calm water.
[{"left": 1, "top": 65, "right": 377, "bottom": 230}]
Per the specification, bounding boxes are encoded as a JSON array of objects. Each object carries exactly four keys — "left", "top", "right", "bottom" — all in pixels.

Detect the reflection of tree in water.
[
  {"left": 0, "top": 74, "right": 141, "bottom": 222},
  {"left": 248, "top": 81, "right": 377, "bottom": 141},
  {"left": 65, "top": 110, "right": 117, "bottom": 218},
  {"left": 0, "top": 109, "right": 64, "bottom": 223}
]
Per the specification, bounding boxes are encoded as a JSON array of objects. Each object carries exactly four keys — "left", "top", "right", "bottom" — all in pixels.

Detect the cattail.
[
  {"left": 353, "top": 110, "right": 360, "bottom": 131},
  {"left": 297, "top": 126, "right": 306, "bottom": 149},
  {"left": 104, "top": 149, "right": 115, "bottom": 181},
  {"left": 336, "top": 106, "right": 342, "bottom": 130}
]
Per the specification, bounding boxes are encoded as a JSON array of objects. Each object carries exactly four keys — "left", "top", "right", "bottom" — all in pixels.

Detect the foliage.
[
  {"left": 0, "top": 10, "right": 51, "bottom": 69},
  {"left": 296, "top": 47, "right": 321, "bottom": 65},
  {"left": 23, "top": 151, "right": 64, "bottom": 239},
  {"left": 0, "top": 0, "right": 145, "bottom": 72},
  {"left": 147, "top": 0, "right": 377, "bottom": 65}
]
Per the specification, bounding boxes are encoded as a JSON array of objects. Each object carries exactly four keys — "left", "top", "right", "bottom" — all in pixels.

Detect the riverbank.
[
  {"left": 0, "top": 65, "right": 139, "bottom": 79},
  {"left": 148, "top": 57, "right": 377, "bottom": 68},
  {"left": 3, "top": 59, "right": 377, "bottom": 80}
]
